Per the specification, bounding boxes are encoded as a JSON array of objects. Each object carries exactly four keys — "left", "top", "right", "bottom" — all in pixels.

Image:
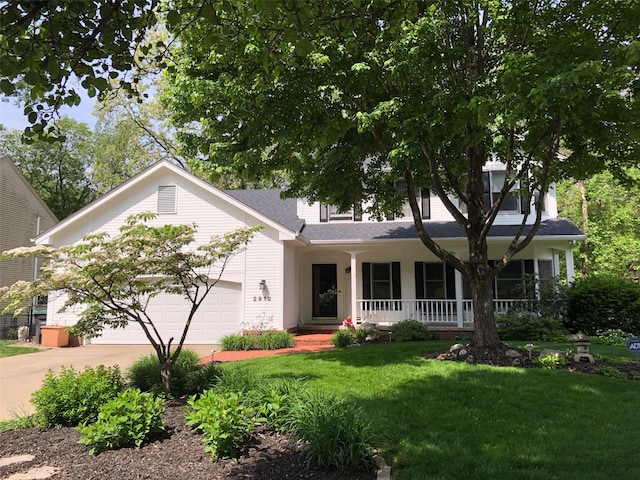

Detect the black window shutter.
[
  {"left": 445, "top": 263, "right": 456, "bottom": 299},
  {"left": 320, "top": 204, "right": 328, "bottom": 222},
  {"left": 415, "top": 262, "right": 425, "bottom": 299},
  {"left": 354, "top": 204, "right": 362, "bottom": 222},
  {"left": 483, "top": 172, "right": 491, "bottom": 212},
  {"left": 362, "top": 263, "right": 371, "bottom": 299},
  {"left": 392, "top": 262, "right": 402, "bottom": 299},
  {"left": 524, "top": 260, "right": 535, "bottom": 275},
  {"left": 421, "top": 189, "right": 431, "bottom": 219}
]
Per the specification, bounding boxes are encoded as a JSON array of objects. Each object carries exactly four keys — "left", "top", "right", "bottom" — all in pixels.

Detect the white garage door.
[{"left": 91, "top": 282, "right": 242, "bottom": 345}]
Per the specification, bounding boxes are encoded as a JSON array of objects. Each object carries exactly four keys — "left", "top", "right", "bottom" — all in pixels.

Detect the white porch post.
[
  {"left": 565, "top": 245, "right": 576, "bottom": 284},
  {"left": 454, "top": 258, "right": 464, "bottom": 328},
  {"left": 350, "top": 252, "right": 358, "bottom": 321}
]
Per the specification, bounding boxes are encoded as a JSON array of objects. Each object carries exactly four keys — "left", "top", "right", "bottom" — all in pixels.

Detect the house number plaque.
[{"left": 253, "top": 296, "right": 272, "bottom": 302}]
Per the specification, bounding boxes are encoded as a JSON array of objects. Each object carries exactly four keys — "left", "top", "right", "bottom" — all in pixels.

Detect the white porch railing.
[{"left": 356, "top": 299, "right": 529, "bottom": 328}]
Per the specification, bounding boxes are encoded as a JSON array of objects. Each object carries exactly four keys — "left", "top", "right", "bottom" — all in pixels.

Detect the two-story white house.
[{"left": 35, "top": 160, "right": 584, "bottom": 344}]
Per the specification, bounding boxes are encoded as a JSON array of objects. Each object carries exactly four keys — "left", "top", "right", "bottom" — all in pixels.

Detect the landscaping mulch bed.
[
  {"left": 0, "top": 398, "right": 376, "bottom": 480},
  {"left": 430, "top": 342, "right": 640, "bottom": 380}
]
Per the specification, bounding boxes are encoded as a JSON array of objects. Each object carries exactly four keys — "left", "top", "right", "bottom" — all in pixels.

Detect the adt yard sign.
[{"left": 627, "top": 338, "right": 640, "bottom": 354}]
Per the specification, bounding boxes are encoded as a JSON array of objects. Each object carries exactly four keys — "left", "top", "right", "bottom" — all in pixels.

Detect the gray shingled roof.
[
  {"left": 222, "top": 189, "right": 584, "bottom": 242},
  {"left": 224, "top": 189, "right": 305, "bottom": 232}
]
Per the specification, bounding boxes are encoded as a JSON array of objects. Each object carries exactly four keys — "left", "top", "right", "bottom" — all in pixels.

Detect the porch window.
[
  {"left": 494, "top": 260, "right": 535, "bottom": 299},
  {"left": 415, "top": 262, "right": 456, "bottom": 299},
  {"left": 362, "top": 262, "right": 402, "bottom": 309}
]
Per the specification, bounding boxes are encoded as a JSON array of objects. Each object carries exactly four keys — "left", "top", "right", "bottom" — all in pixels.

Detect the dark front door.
[{"left": 312, "top": 264, "right": 337, "bottom": 319}]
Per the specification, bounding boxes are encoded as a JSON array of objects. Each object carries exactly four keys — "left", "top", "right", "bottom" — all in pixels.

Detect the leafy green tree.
[
  {"left": 163, "top": 1, "right": 639, "bottom": 346},
  {"left": 557, "top": 169, "right": 640, "bottom": 278},
  {"left": 0, "top": 213, "right": 258, "bottom": 392},
  {"left": 0, "top": 117, "right": 98, "bottom": 218}
]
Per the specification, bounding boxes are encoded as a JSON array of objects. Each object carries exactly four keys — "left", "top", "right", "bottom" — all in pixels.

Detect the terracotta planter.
[{"left": 40, "top": 326, "right": 70, "bottom": 347}]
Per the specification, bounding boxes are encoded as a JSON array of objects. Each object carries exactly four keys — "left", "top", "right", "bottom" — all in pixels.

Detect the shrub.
[
  {"left": 78, "top": 389, "right": 165, "bottom": 454},
  {"left": 285, "top": 390, "right": 375, "bottom": 471},
  {"left": 496, "top": 312, "right": 570, "bottom": 341},
  {"left": 566, "top": 275, "right": 640, "bottom": 335},
  {"left": 220, "top": 333, "right": 257, "bottom": 351},
  {"left": 331, "top": 329, "right": 354, "bottom": 348},
  {"left": 31, "top": 365, "right": 125, "bottom": 427},
  {"left": 184, "top": 391, "right": 259, "bottom": 460},
  {"left": 536, "top": 353, "right": 568, "bottom": 369},
  {"left": 592, "top": 329, "right": 635, "bottom": 346},
  {"left": 255, "top": 378, "right": 307, "bottom": 432},
  {"left": 353, "top": 328, "right": 369, "bottom": 344},
  {"left": 127, "top": 349, "right": 204, "bottom": 395},
  {"left": 256, "top": 331, "right": 296, "bottom": 350},
  {"left": 390, "top": 319, "right": 433, "bottom": 342}
]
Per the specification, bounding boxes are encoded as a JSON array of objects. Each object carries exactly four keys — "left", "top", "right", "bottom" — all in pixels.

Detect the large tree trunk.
[{"left": 469, "top": 273, "right": 501, "bottom": 347}]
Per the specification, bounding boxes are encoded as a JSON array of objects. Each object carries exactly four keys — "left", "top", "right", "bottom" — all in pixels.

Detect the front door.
[{"left": 312, "top": 264, "right": 337, "bottom": 320}]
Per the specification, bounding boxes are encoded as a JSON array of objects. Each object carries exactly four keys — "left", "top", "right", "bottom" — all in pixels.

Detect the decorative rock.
[
  {"left": 505, "top": 349, "right": 522, "bottom": 358},
  {"left": 457, "top": 348, "right": 467, "bottom": 357},
  {"left": 512, "top": 358, "right": 522, "bottom": 366},
  {"left": 449, "top": 343, "right": 465, "bottom": 353}
]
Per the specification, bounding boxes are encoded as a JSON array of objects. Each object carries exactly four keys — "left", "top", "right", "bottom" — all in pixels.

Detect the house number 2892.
[{"left": 253, "top": 296, "right": 271, "bottom": 302}]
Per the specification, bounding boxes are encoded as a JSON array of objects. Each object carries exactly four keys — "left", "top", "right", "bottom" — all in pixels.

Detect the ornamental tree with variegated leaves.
[{"left": 0, "top": 213, "right": 259, "bottom": 392}]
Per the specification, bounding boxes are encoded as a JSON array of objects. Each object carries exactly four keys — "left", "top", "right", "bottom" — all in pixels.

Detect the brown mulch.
[
  {"left": 0, "top": 398, "right": 376, "bottom": 480},
  {"left": 430, "top": 342, "right": 640, "bottom": 380}
]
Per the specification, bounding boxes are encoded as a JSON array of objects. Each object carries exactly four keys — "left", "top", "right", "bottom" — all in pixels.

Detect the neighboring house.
[
  {"left": 0, "top": 156, "right": 58, "bottom": 332},
  {"left": 35, "top": 160, "right": 584, "bottom": 344}
]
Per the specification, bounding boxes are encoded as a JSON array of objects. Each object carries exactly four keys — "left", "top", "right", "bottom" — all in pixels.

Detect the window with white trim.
[
  {"left": 387, "top": 180, "right": 431, "bottom": 220},
  {"left": 415, "top": 262, "right": 456, "bottom": 299},
  {"left": 362, "top": 262, "right": 402, "bottom": 309},
  {"left": 319, "top": 204, "right": 362, "bottom": 222}
]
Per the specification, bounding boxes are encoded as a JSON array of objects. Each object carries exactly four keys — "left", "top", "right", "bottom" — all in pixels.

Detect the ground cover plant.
[
  {"left": 222, "top": 341, "right": 640, "bottom": 480},
  {"left": 0, "top": 340, "right": 41, "bottom": 358},
  {"left": 219, "top": 331, "right": 295, "bottom": 351}
]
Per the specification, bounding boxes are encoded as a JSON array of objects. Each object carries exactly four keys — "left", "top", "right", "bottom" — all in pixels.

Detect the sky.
[{"left": 0, "top": 91, "right": 98, "bottom": 132}]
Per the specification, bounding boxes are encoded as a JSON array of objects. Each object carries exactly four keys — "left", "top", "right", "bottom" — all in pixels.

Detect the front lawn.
[
  {"left": 0, "top": 340, "right": 41, "bottom": 358},
  {"left": 222, "top": 341, "right": 640, "bottom": 480}
]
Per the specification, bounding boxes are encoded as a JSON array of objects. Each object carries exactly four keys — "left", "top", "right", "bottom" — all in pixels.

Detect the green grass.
[
  {"left": 220, "top": 341, "right": 640, "bottom": 480},
  {"left": 0, "top": 340, "right": 41, "bottom": 358}
]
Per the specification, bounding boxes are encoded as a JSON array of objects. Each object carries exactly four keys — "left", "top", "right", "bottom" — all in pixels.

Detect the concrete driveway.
[{"left": 0, "top": 344, "right": 216, "bottom": 421}]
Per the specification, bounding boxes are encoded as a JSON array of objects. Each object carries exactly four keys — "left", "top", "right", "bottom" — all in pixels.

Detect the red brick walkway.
[{"left": 200, "top": 333, "right": 334, "bottom": 363}]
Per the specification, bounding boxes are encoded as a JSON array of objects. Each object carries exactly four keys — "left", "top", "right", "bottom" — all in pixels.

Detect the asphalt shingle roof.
[{"left": 223, "top": 189, "right": 583, "bottom": 242}]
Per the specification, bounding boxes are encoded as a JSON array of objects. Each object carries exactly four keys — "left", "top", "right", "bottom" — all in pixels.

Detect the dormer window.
[{"left": 157, "top": 185, "right": 177, "bottom": 214}]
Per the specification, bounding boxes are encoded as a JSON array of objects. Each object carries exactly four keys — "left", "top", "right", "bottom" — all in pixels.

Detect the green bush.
[
  {"left": 331, "top": 329, "right": 354, "bottom": 348},
  {"left": 184, "top": 390, "right": 259, "bottom": 460},
  {"left": 536, "top": 353, "right": 568, "bottom": 369},
  {"left": 566, "top": 275, "right": 640, "bottom": 335},
  {"left": 185, "top": 362, "right": 221, "bottom": 395},
  {"left": 127, "top": 349, "right": 204, "bottom": 395},
  {"left": 256, "top": 331, "right": 296, "bottom": 350},
  {"left": 496, "top": 312, "right": 570, "bottom": 341},
  {"left": 592, "top": 328, "right": 635, "bottom": 346},
  {"left": 255, "top": 378, "right": 307, "bottom": 433},
  {"left": 31, "top": 365, "right": 125, "bottom": 427},
  {"left": 78, "top": 389, "right": 165, "bottom": 454},
  {"left": 390, "top": 319, "right": 434, "bottom": 342},
  {"left": 220, "top": 333, "right": 257, "bottom": 351},
  {"left": 285, "top": 390, "right": 375, "bottom": 471}
]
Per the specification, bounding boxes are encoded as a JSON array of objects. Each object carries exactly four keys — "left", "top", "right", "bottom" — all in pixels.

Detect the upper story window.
[
  {"left": 387, "top": 181, "right": 431, "bottom": 220},
  {"left": 157, "top": 185, "right": 177, "bottom": 214},
  {"left": 319, "top": 204, "right": 362, "bottom": 222},
  {"left": 460, "top": 171, "right": 528, "bottom": 214}
]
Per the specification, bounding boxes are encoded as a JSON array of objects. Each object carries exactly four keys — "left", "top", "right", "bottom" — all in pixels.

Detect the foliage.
[
  {"left": 557, "top": 168, "right": 640, "bottom": 278},
  {"left": 595, "top": 365, "right": 627, "bottom": 380},
  {"left": 0, "top": 409, "right": 38, "bottom": 432},
  {"left": 184, "top": 363, "right": 222, "bottom": 396},
  {"left": 284, "top": 390, "right": 375, "bottom": 471},
  {"left": 0, "top": 213, "right": 258, "bottom": 392},
  {"left": 219, "top": 331, "right": 295, "bottom": 351},
  {"left": 331, "top": 329, "right": 354, "bottom": 348},
  {"left": 31, "top": 365, "right": 125, "bottom": 427},
  {"left": 592, "top": 329, "right": 635, "bottom": 346},
  {"left": 566, "top": 275, "right": 640, "bottom": 335},
  {"left": 127, "top": 349, "right": 205, "bottom": 395},
  {"left": 184, "top": 391, "right": 259, "bottom": 460},
  {"left": 496, "top": 312, "right": 570, "bottom": 342},
  {"left": 390, "top": 320, "right": 434, "bottom": 342},
  {"left": 163, "top": 0, "right": 640, "bottom": 348},
  {"left": 512, "top": 274, "right": 569, "bottom": 320},
  {"left": 535, "top": 353, "right": 568, "bottom": 370},
  {"left": 78, "top": 388, "right": 165, "bottom": 454},
  {"left": 0, "top": 118, "right": 98, "bottom": 218}
]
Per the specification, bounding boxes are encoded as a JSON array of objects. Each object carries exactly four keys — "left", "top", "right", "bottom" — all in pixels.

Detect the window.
[
  {"left": 460, "top": 171, "right": 521, "bottom": 213},
  {"left": 415, "top": 262, "right": 456, "bottom": 299},
  {"left": 362, "top": 262, "right": 402, "bottom": 307},
  {"left": 157, "top": 185, "right": 177, "bottom": 214},
  {"left": 493, "top": 260, "right": 535, "bottom": 299},
  {"left": 319, "top": 204, "right": 362, "bottom": 222},
  {"left": 387, "top": 180, "right": 431, "bottom": 220}
]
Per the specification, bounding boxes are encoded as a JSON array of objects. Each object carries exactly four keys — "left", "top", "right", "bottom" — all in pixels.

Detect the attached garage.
[{"left": 90, "top": 281, "right": 242, "bottom": 345}]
